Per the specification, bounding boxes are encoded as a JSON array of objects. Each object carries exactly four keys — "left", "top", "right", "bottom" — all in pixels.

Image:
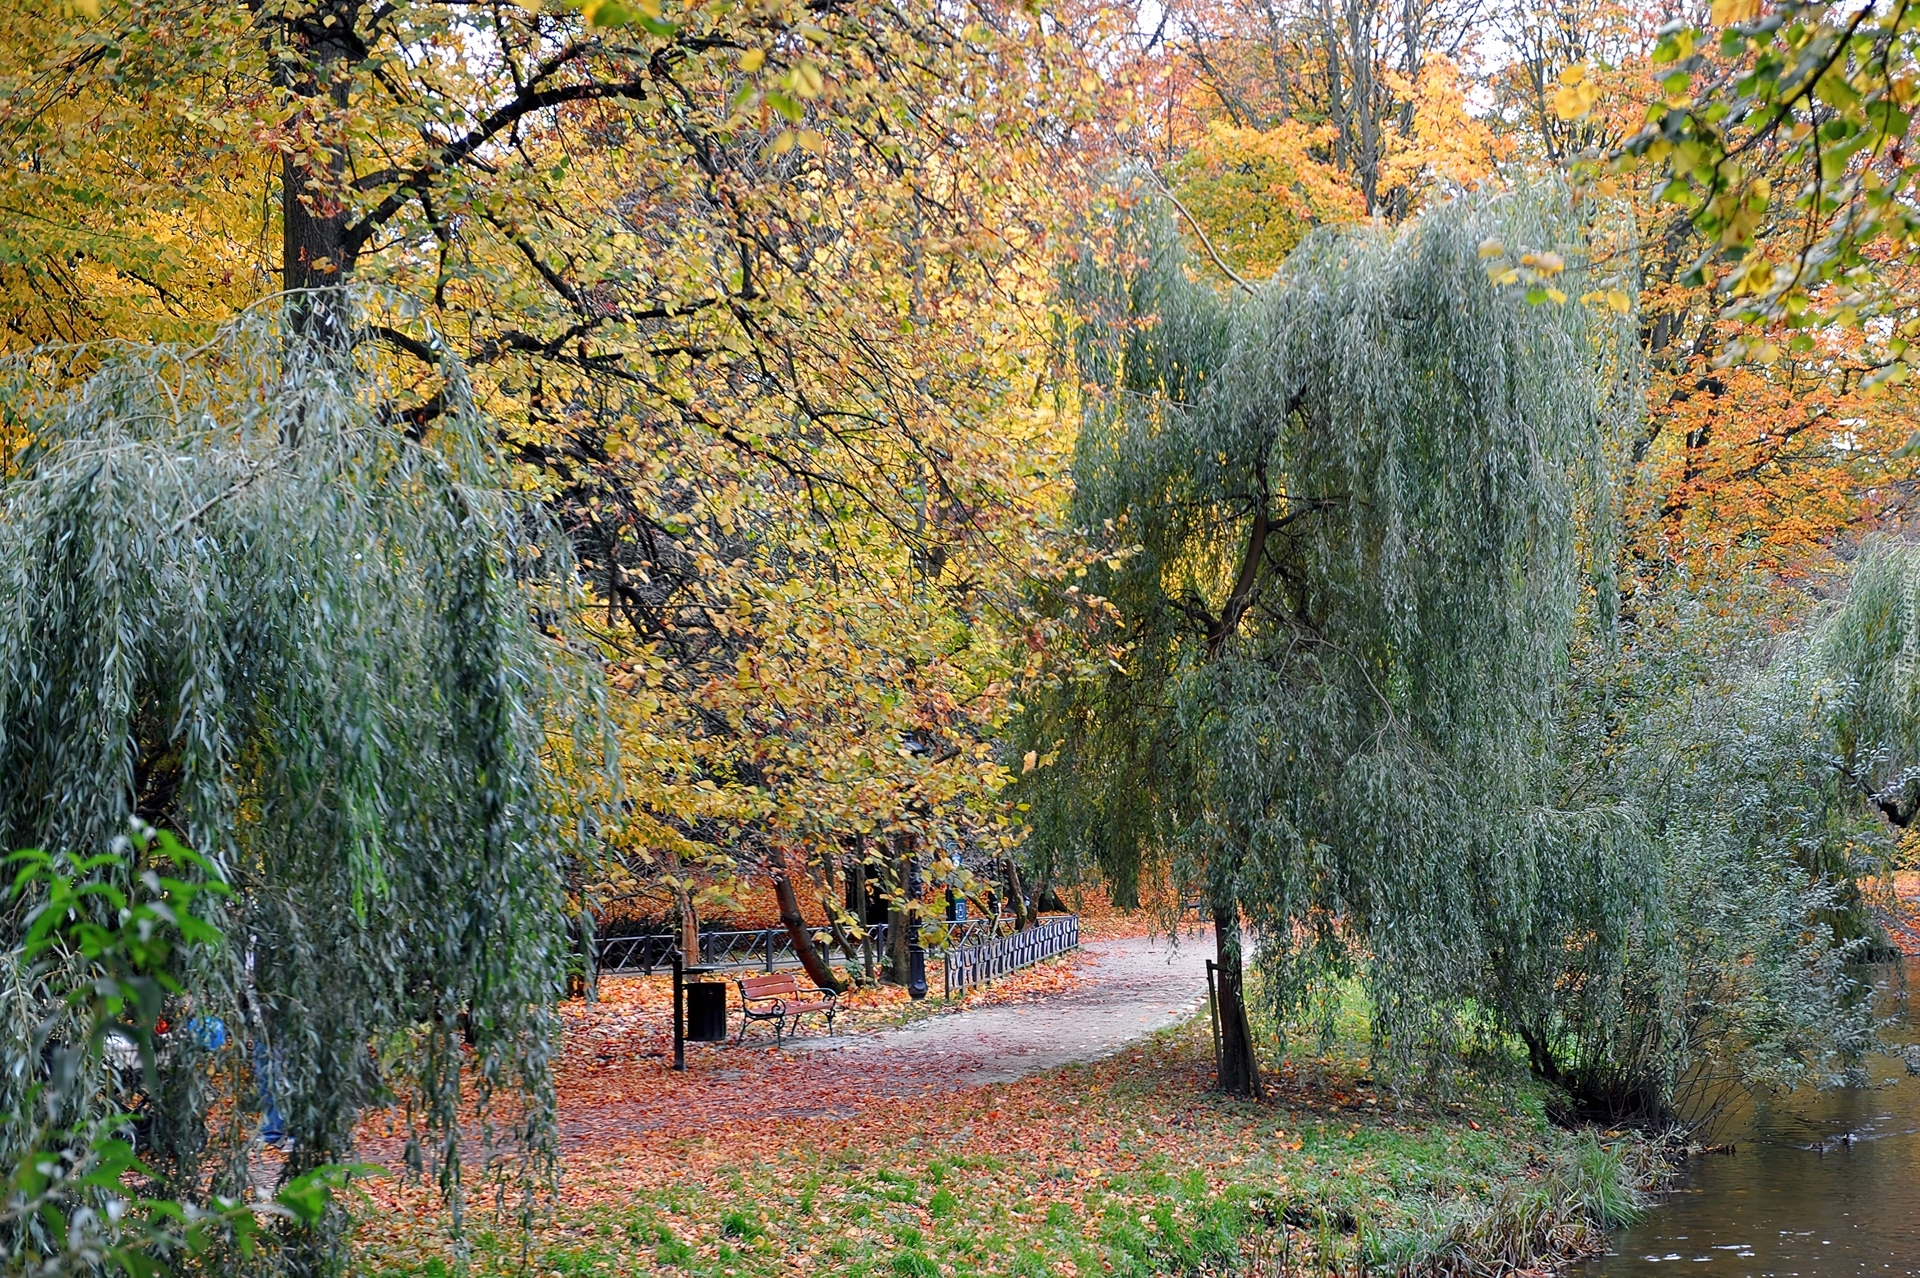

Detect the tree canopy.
[{"left": 1019, "top": 182, "right": 1627, "bottom": 1081}]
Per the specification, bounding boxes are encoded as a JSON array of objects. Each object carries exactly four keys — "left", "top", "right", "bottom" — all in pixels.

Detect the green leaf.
[
  {"left": 1814, "top": 73, "right": 1861, "bottom": 109},
  {"left": 765, "top": 90, "right": 805, "bottom": 123}
]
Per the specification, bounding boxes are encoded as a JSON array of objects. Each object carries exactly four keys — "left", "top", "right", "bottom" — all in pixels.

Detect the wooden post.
[{"left": 1205, "top": 958, "right": 1222, "bottom": 1082}]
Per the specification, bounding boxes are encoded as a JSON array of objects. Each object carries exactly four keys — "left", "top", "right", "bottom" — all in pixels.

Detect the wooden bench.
[{"left": 736, "top": 971, "right": 838, "bottom": 1045}]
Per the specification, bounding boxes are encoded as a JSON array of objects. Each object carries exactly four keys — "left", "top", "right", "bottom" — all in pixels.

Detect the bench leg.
[{"left": 740, "top": 1008, "right": 775, "bottom": 1045}]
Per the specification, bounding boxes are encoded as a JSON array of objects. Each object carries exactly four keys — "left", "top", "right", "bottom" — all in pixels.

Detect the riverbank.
[{"left": 353, "top": 1007, "right": 1645, "bottom": 1276}]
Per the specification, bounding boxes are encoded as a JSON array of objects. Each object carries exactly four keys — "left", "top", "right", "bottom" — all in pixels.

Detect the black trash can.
[{"left": 686, "top": 981, "right": 728, "bottom": 1042}]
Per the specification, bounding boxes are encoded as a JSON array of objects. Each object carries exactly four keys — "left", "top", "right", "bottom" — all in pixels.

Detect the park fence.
[
  {"left": 595, "top": 915, "right": 1058, "bottom": 976},
  {"left": 595, "top": 927, "right": 868, "bottom": 975},
  {"left": 942, "top": 915, "right": 1080, "bottom": 998}
]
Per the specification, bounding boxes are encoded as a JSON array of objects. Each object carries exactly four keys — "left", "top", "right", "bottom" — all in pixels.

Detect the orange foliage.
[
  {"left": 1533, "top": 1, "right": 1920, "bottom": 598},
  {"left": 1630, "top": 334, "right": 1920, "bottom": 593}
]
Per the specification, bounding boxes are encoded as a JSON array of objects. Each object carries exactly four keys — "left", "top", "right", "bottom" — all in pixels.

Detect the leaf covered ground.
[{"left": 352, "top": 952, "right": 1625, "bottom": 1277}]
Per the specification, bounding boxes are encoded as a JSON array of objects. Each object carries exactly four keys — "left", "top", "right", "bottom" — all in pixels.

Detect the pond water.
[{"left": 1586, "top": 963, "right": 1920, "bottom": 1277}]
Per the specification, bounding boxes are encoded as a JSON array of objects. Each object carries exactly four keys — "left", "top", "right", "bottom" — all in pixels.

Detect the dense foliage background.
[{"left": 7, "top": 0, "right": 1920, "bottom": 1267}]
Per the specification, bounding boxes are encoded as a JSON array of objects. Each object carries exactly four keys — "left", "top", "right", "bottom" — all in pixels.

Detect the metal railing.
[
  {"left": 943, "top": 915, "right": 1080, "bottom": 998},
  {"left": 596, "top": 927, "right": 885, "bottom": 975},
  {"left": 912, "top": 917, "right": 1003, "bottom": 954},
  {"left": 595, "top": 915, "right": 1054, "bottom": 976}
]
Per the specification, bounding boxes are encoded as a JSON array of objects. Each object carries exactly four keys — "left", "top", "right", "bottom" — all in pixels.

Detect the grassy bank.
[{"left": 354, "top": 1008, "right": 1646, "bottom": 1277}]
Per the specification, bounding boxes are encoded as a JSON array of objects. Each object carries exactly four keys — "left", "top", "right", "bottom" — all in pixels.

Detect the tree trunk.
[
  {"left": 676, "top": 888, "right": 701, "bottom": 965},
  {"left": 1212, "top": 901, "right": 1263, "bottom": 1099},
  {"left": 1005, "top": 853, "right": 1036, "bottom": 931},
  {"left": 661, "top": 845, "right": 701, "bottom": 964},
  {"left": 769, "top": 845, "right": 846, "bottom": 993},
  {"left": 887, "top": 833, "right": 912, "bottom": 982},
  {"left": 271, "top": 1, "right": 363, "bottom": 357},
  {"left": 1518, "top": 1025, "right": 1568, "bottom": 1090},
  {"left": 813, "top": 840, "right": 866, "bottom": 984},
  {"left": 579, "top": 905, "right": 598, "bottom": 1004},
  {"left": 850, "top": 844, "right": 876, "bottom": 983}
]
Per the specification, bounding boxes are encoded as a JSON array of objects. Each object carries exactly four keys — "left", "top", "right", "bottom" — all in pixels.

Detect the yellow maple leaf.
[
  {"left": 1711, "top": 0, "right": 1762, "bottom": 24},
  {"left": 1553, "top": 79, "right": 1597, "bottom": 121}
]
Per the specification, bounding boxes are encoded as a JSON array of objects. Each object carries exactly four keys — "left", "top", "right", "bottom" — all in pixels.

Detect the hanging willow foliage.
[
  {"left": 1022, "top": 181, "right": 1878, "bottom": 1118},
  {"left": 1538, "top": 617, "right": 1873, "bottom": 1126},
  {"left": 1021, "top": 182, "right": 1647, "bottom": 1073},
  {"left": 0, "top": 302, "right": 604, "bottom": 1270}
]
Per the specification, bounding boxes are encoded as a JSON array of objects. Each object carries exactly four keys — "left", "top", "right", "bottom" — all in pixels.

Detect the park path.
[
  {"left": 792, "top": 930, "right": 1213, "bottom": 1085},
  {"left": 529, "top": 928, "right": 1219, "bottom": 1152}
]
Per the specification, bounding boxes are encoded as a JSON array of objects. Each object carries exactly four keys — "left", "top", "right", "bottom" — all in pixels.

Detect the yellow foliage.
[
  {"left": 0, "top": 0, "right": 1116, "bottom": 925},
  {"left": 1554, "top": 67, "right": 1600, "bottom": 121},
  {"left": 1169, "top": 120, "right": 1364, "bottom": 283},
  {"left": 0, "top": 3, "right": 272, "bottom": 352},
  {"left": 1379, "top": 57, "right": 1512, "bottom": 201}
]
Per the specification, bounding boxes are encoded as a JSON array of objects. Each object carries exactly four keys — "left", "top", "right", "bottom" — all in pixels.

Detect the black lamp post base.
[{"left": 908, "top": 945, "right": 928, "bottom": 1000}]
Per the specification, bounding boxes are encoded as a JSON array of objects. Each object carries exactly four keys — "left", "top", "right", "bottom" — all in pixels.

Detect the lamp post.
[
  {"left": 906, "top": 845, "right": 928, "bottom": 1000},
  {"left": 672, "top": 948, "right": 686, "bottom": 1071}
]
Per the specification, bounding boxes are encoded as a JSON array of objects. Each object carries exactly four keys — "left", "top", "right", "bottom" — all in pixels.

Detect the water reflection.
[{"left": 1587, "top": 962, "right": 1920, "bottom": 1276}]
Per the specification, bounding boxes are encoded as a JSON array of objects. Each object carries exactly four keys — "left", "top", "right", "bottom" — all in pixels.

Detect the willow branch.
[{"left": 1135, "top": 161, "right": 1256, "bottom": 296}]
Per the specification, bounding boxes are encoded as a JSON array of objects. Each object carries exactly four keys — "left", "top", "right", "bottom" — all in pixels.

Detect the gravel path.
[{"left": 794, "top": 929, "right": 1215, "bottom": 1086}]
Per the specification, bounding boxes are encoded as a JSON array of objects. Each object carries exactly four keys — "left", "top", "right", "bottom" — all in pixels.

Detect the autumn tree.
[
  {"left": 1597, "top": 0, "right": 1920, "bottom": 335},
  {"left": 1143, "top": 0, "right": 1498, "bottom": 218},
  {"left": 1163, "top": 120, "right": 1366, "bottom": 283},
  {"left": 1, "top": 0, "right": 1116, "bottom": 972},
  {"left": 1535, "top": 0, "right": 1920, "bottom": 561},
  {"left": 1516, "top": 0, "right": 1920, "bottom": 605}
]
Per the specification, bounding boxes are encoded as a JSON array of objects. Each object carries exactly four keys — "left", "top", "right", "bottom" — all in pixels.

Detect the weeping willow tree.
[
  {"left": 0, "top": 305, "right": 602, "bottom": 1272},
  {"left": 1018, "top": 184, "right": 1639, "bottom": 1095},
  {"left": 1819, "top": 543, "right": 1920, "bottom": 832}
]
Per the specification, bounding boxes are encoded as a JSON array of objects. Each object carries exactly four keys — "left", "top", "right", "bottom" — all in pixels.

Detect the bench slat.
[{"left": 740, "top": 974, "right": 803, "bottom": 997}]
